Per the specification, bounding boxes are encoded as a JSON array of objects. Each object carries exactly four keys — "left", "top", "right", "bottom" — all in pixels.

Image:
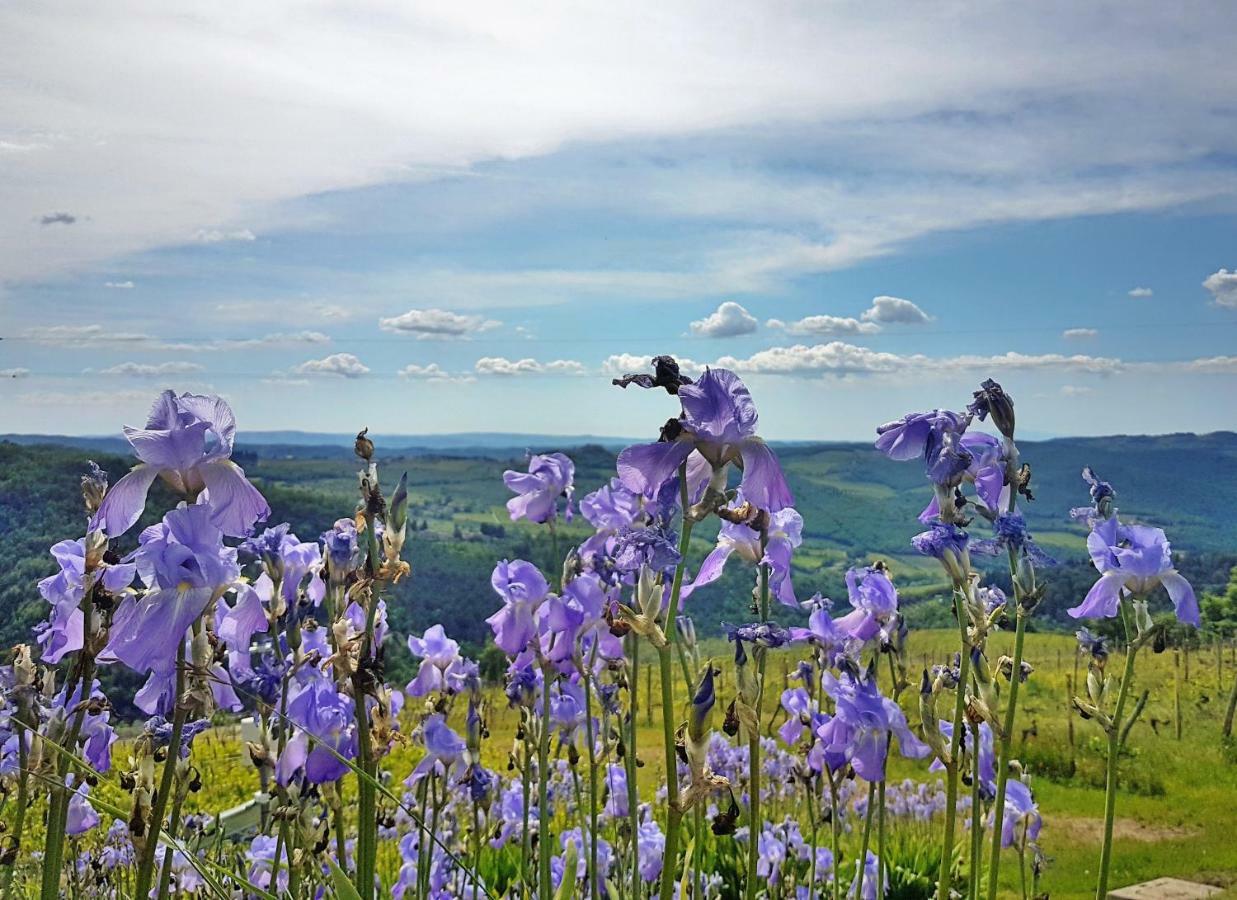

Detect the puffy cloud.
[
  {"left": 103, "top": 280, "right": 134, "bottom": 289},
  {"left": 1062, "top": 327, "right": 1098, "bottom": 339},
  {"left": 767, "top": 314, "right": 880, "bottom": 336},
  {"left": 1203, "top": 268, "right": 1237, "bottom": 308},
  {"left": 95, "top": 361, "right": 204, "bottom": 377},
  {"left": 474, "top": 357, "right": 586, "bottom": 376},
  {"left": 716, "top": 341, "right": 1124, "bottom": 377},
  {"left": 860, "top": 296, "right": 933, "bottom": 325},
  {"left": 689, "top": 301, "right": 757, "bottom": 338},
  {"left": 1175, "top": 355, "right": 1237, "bottom": 373},
  {"left": 295, "top": 352, "right": 369, "bottom": 377},
  {"left": 601, "top": 353, "right": 706, "bottom": 378},
  {"left": 1128, "top": 286, "right": 1153, "bottom": 298},
  {"left": 379, "top": 308, "right": 501, "bottom": 339}
]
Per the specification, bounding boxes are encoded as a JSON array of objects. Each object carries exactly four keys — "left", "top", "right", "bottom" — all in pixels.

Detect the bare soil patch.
[{"left": 1054, "top": 814, "right": 1199, "bottom": 843}]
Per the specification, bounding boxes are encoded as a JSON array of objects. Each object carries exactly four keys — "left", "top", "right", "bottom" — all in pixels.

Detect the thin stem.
[
  {"left": 133, "top": 640, "right": 189, "bottom": 900},
  {"left": 746, "top": 562, "right": 771, "bottom": 900},
  {"left": 828, "top": 775, "right": 841, "bottom": 900},
  {"left": 808, "top": 778, "right": 819, "bottom": 897},
  {"left": 583, "top": 668, "right": 600, "bottom": 900},
  {"left": 854, "top": 779, "right": 877, "bottom": 900},
  {"left": 986, "top": 605, "right": 1028, "bottom": 900},
  {"left": 521, "top": 718, "right": 533, "bottom": 898},
  {"left": 939, "top": 588, "right": 972, "bottom": 900},
  {"left": 538, "top": 669, "right": 554, "bottom": 900},
  {"left": 627, "top": 637, "right": 642, "bottom": 900},
  {"left": 155, "top": 781, "right": 189, "bottom": 900},
  {"left": 969, "top": 721, "right": 983, "bottom": 900},
  {"left": 0, "top": 721, "right": 30, "bottom": 900},
  {"left": 1096, "top": 598, "right": 1139, "bottom": 900},
  {"left": 655, "top": 465, "right": 695, "bottom": 900},
  {"left": 877, "top": 776, "right": 887, "bottom": 900}
]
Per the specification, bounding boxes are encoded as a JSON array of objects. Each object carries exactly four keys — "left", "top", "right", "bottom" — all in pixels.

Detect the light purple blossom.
[
  {"left": 617, "top": 368, "right": 793, "bottom": 513},
  {"left": 504, "top": 452, "right": 575, "bottom": 523},
  {"left": 485, "top": 559, "right": 550, "bottom": 655},
  {"left": 95, "top": 391, "right": 269, "bottom": 538},
  {"left": 682, "top": 497, "right": 803, "bottom": 608},
  {"left": 1068, "top": 515, "right": 1198, "bottom": 625}
]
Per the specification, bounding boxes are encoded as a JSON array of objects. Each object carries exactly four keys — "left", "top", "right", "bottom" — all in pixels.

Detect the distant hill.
[{"left": 2, "top": 432, "right": 1235, "bottom": 681}]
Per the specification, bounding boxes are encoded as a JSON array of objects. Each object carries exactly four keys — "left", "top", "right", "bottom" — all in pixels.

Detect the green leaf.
[{"left": 327, "top": 857, "right": 364, "bottom": 900}]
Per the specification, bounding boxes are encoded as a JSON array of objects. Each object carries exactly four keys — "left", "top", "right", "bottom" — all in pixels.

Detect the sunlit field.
[{"left": 4, "top": 373, "right": 1237, "bottom": 900}]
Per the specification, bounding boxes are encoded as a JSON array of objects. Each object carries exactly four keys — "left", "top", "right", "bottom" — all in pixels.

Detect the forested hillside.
[{"left": 3, "top": 432, "right": 1236, "bottom": 667}]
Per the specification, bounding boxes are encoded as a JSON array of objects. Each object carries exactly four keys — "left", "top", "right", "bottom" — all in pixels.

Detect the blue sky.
[{"left": 2, "top": 3, "right": 1236, "bottom": 440}]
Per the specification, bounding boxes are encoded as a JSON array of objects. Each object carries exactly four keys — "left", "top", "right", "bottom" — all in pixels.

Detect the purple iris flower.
[
  {"left": 918, "top": 431, "right": 1008, "bottom": 522},
  {"left": 637, "top": 818, "right": 666, "bottom": 882},
  {"left": 971, "top": 512, "right": 1057, "bottom": 567},
  {"left": 1076, "top": 627, "right": 1108, "bottom": 660},
  {"left": 485, "top": 559, "right": 550, "bottom": 655},
  {"left": 1067, "top": 515, "right": 1198, "bottom": 625},
  {"left": 241, "top": 524, "right": 322, "bottom": 608},
  {"left": 682, "top": 498, "right": 803, "bottom": 608},
  {"left": 36, "top": 539, "right": 135, "bottom": 664},
  {"left": 617, "top": 368, "right": 794, "bottom": 513},
  {"left": 65, "top": 775, "right": 100, "bottom": 836},
  {"left": 407, "top": 714, "right": 467, "bottom": 786},
  {"left": 1070, "top": 466, "right": 1117, "bottom": 526},
  {"left": 579, "top": 478, "right": 640, "bottom": 532},
  {"left": 847, "top": 850, "right": 884, "bottom": 900},
  {"left": 994, "top": 779, "right": 1042, "bottom": 848},
  {"left": 277, "top": 669, "right": 356, "bottom": 784},
  {"left": 830, "top": 566, "right": 900, "bottom": 643},
  {"left": 406, "top": 625, "right": 473, "bottom": 697},
  {"left": 103, "top": 503, "right": 239, "bottom": 675},
  {"left": 94, "top": 391, "right": 269, "bottom": 538},
  {"left": 911, "top": 522, "right": 970, "bottom": 561},
  {"left": 321, "top": 518, "right": 365, "bottom": 584},
  {"left": 930, "top": 720, "right": 996, "bottom": 795},
  {"left": 875, "top": 409, "right": 972, "bottom": 487},
  {"left": 602, "top": 763, "right": 629, "bottom": 819},
  {"left": 817, "top": 669, "right": 930, "bottom": 781},
  {"left": 725, "top": 622, "right": 799, "bottom": 649},
  {"left": 246, "top": 834, "right": 290, "bottom": 895},
  {"left": 504, "top": 452, "right": 575, "bottom": 523},
  {"left": 611, "top": 524, "right": 681, "bottom": 577},
  {"left": 778, "top": 687, "right": 821, "bottom": 746}
]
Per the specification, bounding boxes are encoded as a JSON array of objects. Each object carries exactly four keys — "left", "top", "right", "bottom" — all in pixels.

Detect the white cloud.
[
  {"left": 474, "top": 357, "right": 586, "bottom": 377},
  {"left": 396, "top": 363, "right": 476, "bottom": 383},
  {"left": 23, "top": 324, "right": 156, "bottom": 345},
  {"left": 379, "top": 307, "right": 501, "bottom": 339},
  {"left": 194, "top": 228, "right": 256, "bottom": 244},
  {"left": 95, "top": 361, "right": 204, "bottom": 377},
  {"left": 860, "top": 296, "right": 932, "bottom": 325},
  {"left": 1, "top": 367, "right": 30, "bottom": 378},
  {"left": 1060, "top": 385, "right": 1094, "bottom": 396},
  {"left": 768, "top": 314, "right": 880, "bottom": 336},
  {"left": 295, "top": 353, "right": 369, "bottom": 377},
  {"left": 104, "top": 280, "right": 134, "bottom": 289},
  {"left": 1203, "top": 268, "right": 1237, "bottom": 308},
  {"left": 1062, "top": 327, "right": 1098, "bottom": 339},
  {"left": 689, "top": 301, "right": 758, "bottom": 338},
  {"left": 1128, "top": 286, "right": 1153, "bottom": 298},
  {"left": 601, "top": 353, "right": 706, "bottom": 379},
  {"left": 716, "top": 341, "right": 1124, "bottom": 378},
  {"left": 211, "top": 300, "right": 354, "bottom": 324},
  {"left": 1174, "top": 355, "right": 1237, "bottom": 373},
  {"left": 4, "top": 4, "right": 1237, "bottom": 285}
]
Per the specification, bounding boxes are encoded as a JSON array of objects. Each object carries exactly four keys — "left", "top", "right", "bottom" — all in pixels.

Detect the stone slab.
[{"left": 1109, "top": 877, "right": 1223, "bottom": 899}]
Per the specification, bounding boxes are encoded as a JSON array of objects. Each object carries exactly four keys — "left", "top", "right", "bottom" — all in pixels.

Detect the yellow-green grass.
[{"left": 6, "top": 630, "right": 1237, "bottom": 897}]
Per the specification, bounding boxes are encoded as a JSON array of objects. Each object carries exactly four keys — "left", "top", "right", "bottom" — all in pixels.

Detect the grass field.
[{"left": 16, "top": 627, "right": 1235, "bottom": 898}]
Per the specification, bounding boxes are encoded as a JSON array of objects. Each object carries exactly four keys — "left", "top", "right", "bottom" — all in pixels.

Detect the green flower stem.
[
  {"left": 521, "top": 719, "right": 533, "bottom": 898},
  {"left": 655, "top": 464, "right": 695, "bottom": 900},
  {"left": 538, "top": 668, "right": 554, "bottom": 900},
  {"left": 938, "top": 588, "right": 973, "bottom": 900},
  {"left": 1096, "top": 596, "right": 1139, "bottom": 900},
  {"left": 969, "top": 720, "right": 983, "bottom": 900},
  {"left": 986, "top": 604, "right": 1028, "bottom": 900},
  {"left": 854, "top": 779, "right": 877, "bottom": 900},
  {"left": 0, "top": 719, "right": 30, "bottom": 900},
  {"left": 627, "top": 636, "right": 642, "bottom": 900},
  {"left": 132, "top": 639, "right": 188, "bottom": 900},
  {"left": 745, "top": 562, "right": 771, "bottom": 900},
  {"left": 828, "top": 774, "right": 842, "bottom": 900},
  {"left": 583, "top": 668, "right": 600, "bottom": 900}
]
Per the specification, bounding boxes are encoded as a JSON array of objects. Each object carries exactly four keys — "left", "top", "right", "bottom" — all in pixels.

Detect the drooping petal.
[
  {"left": 93, "top": 464, "right": 160, "bottom": 537},
  {"left": 738, "top": 438, "right": 794, "bottom": 512},
  {"left": 1161, "top": 570, "right": 1200, "bottom": 626},
  {"left": 198, "top": 459, "right": 271, "bottom": 538},
  {"left": 616, "top": 440, "right": 694, "bottom": 497},
  {"left": 1067, "top": 571, "right": 1125, "bottom": 620},
  {"left": 104, "top": 586, "right": 214, "bottom": 674},
  {"left": 679, "top": 544, "right": 734, "bottom": 600}
]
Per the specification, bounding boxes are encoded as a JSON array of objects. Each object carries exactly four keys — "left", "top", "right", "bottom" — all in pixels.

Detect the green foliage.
[{"left": 1202, "top": 565, "right": 1237, "bottom": 637}]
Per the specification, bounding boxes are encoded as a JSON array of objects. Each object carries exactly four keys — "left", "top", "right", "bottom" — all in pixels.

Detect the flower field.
[{"left": 3, "top": 360, "right": 1236, "bottom": 899}]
